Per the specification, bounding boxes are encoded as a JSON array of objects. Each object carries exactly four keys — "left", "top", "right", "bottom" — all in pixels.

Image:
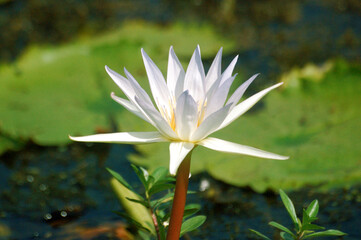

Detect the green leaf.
[
  {"left": 279, "top": 190, "right": 298, "bottom": 225},
  {"left": 151, "top": 192, "right": 175, "bottom": 209},
  {"left": 269, "top": 222, "right": 294, "bottom": 237},
  {"left": 110, "top": 178, "right": 154, "bottom": 234},
  {"left": 114, "top": 211, "right": 151, "bottom": 233},
  {"left": 249, "top": 229, "right": 271, "bottom": 240},
  {"left": 303, "top": 229, "right": 347, "bottom": 239},
  {"left": 0, "top": 21, "right": 235, "bottom": 154},
  {"left": 183, "top": 204, "right": 201, "bottom": 219},
  {"left": 280, "top": 232, "right": 294, "bottom": 240},
  {"left": 180, "top": 215, "right": 206, "bottom": 237},
  {"left": 302, "top": 224, "right": 325, "bottom": 231},
  {"left": 148, "top": 183, "right": 174, "bottom": 196},
  {"left": 125, "top": 197, "right": 150, "bottom": 208},
  {"left": 131, "top": 164, "right": 148, "bottom": 189},
  {"left": 306, "top": 200, "right": 319, "bottom": 218},
  {"left": 151, "top": 167, "right": 169, "bottom": 183},
  {"left": 106, "top": 168, "right": 133, "bottom": 190}
]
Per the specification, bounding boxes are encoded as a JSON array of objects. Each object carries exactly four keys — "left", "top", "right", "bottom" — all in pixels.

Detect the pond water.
[{"left": 1, "top": 143, "right": 360, "bottom": 239}]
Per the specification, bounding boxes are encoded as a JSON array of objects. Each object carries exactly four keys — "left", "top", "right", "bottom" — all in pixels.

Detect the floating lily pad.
[
  {"left": 130, "top": 60, "right": 361, "bottom": 192},
  {"left": 0, "top": 22, "right": 235, "bottom": 151}
]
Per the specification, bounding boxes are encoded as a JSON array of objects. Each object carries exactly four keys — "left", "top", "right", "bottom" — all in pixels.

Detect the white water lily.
[{"left": 70, "top": 46, "right": 288, "bottom": 175}]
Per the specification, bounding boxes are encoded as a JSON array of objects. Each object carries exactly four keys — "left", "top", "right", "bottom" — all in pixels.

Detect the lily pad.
[
  {"left": 130, "top": 60, "right": 361, "bottom": 192},
  {"left": 0, "top": 22, "right": 235, "bottom": 150}
]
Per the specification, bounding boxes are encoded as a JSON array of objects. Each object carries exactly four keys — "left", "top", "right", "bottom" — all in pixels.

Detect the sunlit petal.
[
  {"left": 175, "top": 91, "right": 198, "bottom": 140},
  {"left": 204, "top": 74, "right": 236, "bottom": 118},
  {"left": 220, "top": 55, "right": 238, "bottom": 85},
  {"left": 105, "top": 65, "right": 135, "bottom": 100},
  {"left": 205, "top": 47, "right": 222, "bottom": 92},
  {"left": 226, "top": 73, "right": 259, "bottom": 108},
  {"left": 190, "top": 104, "right": 231, "bottom": 141},
  {"left": 183, "top": 45, "right": 205, "bottom": 103},
  {"left": 218, "top": 82, "right": 283, "bottom": 130},
  {"left": 135, "top": 96, "right": 178, "bottom": 139},
  {"left": 198, "top": 137, "right": 289, "bottom": 160},
  {"left": 167, "top": 46, "right": 185, "bottom": 99},
  {"left": 70, "top": 132, "right": 166, "bottom": 144},
  {"left": 111, "top": 92, "right": 151, "bottom": 123},
  {"left": 169, "top": 142, "right": 194, "bottom": 175},
  {"left": 141, "top": 48, "right": 171, "bottom": 110}
]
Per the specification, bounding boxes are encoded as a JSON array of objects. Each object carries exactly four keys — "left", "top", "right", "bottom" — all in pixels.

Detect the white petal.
[
  {"left": 204, "top": 74, "right": 236, "bottom": 118},
  {"left": 169, "top": 142, "right": 194, "bottom": 175},
  {"left": 167, "top": 46, "right": 185, "bottom": 99},
  {"left": 183, "top": 46, "right": 206, "bottom": 103},
  {"left": 219, "top": 55, "right": 238, "bottom": 85},
  {"left": 190, "top": 104, "right": 231, "bottom": 141},
  {"left": 205, "top": 47, "right": 222, "bottom": 92},
  {"left": 226, "top": 73, "right": 259, "bottom": 109},
  {"left": 70, "top": 132, "right": 166, "bottom": 144},
  {"left": 123, "top": 67, "right": 154, "bottom": 104},
  {"left": 198, "top": 137, "right": 289, "bottom": 160},
  {"left": 141, "top": 49, "right": 171, "bottom": 110},
  {"left": 175, "top": 91, "right": 198, "bottom": 140},
  {"left": 135, "top": 96, "right": 178, "bottom": 139},
  {"left": 204, "top": 55, "right": 238, "bottom": 101},
  {"left": 218, "top": 82, "right": 283, "bottom": 130},
  {"left": 105, "top": 65, "right": 135, "bottom": 100},
  {"left": 111, "top": 93, "right": 152, "bottom": 123}
]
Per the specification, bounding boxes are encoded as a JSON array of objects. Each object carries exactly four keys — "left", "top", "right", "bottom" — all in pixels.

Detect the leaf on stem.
[
  {"left": 279, "top": 189, "right": 298, "bottom": 225},
  {"left": 180, "top": 215, "right": 206, "bottom": 237},
  {"left": 249, "top": 229, "right": 271, "bottom": 240},
  {"left": 303, "top": 229, "right": 347, "bottom": 238},
  {"left": 269, "top": 221, "right": 294, "bottom": 237},
  {"left": 107, "top": 168, "right": 133, "bottom": 190},
  {"left": 306, "top": 200, "right": 319, "bottom": 218}
]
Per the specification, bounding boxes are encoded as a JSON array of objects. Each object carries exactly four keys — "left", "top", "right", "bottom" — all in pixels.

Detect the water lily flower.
[{"left": 70, "top": 46, "right": 288, "bottom": 175}]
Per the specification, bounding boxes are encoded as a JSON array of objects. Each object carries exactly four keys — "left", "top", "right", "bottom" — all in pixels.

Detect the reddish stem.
[{"left": 166, "top": 153, "right": 192, "bottom": 240}]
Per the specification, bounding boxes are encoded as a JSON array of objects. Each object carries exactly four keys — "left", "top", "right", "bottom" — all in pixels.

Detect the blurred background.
[{"left": 0, "top": 0, "right": 360, "bottom": 239}]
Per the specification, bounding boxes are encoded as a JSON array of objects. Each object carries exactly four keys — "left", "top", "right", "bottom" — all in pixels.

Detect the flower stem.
[{"left": 166, "top": 152, "right": 192, "bottom": 240}]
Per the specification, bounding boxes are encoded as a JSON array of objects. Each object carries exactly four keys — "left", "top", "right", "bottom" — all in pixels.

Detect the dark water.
[{"left": 0, "top": 143, "right": 360, "bottom": 239}]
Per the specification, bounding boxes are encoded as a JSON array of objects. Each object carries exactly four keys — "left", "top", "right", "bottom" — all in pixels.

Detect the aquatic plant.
[
  {"left": 250, "top": 190, "right": 346, "bottom": 240},
  {"left": 70, "top": 46, "right": 288, "bottom": 239}
]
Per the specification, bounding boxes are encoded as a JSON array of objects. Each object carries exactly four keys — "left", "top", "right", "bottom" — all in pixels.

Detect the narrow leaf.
[
  {"left": 131, "top": 164, "right": 148, "bottom": 189},
  {"left": 125, "top": 197, "right": 150, "bottom": 208},
  {"left": 114, "top": 211, "right": 151, "bottom": 233},
  {"left": 280, "top": 232, "right": 294, "bottom": 240},
  {"left": 302, "top": 224, "right": 325, "bottom": 231},
  {"left": 303, "top": 230, "right": 346, "bottom": 239},
  {"left": 183, "top": 204, "right": 201, "bottom": 219},
  {"left": 269, "top": 222, "right": 294, "bottom": 236},
  {"left": 279, "top": 189, "right": 298, "bottom": 225},
  {"left": 151, "top": 167, "right": 169, "bottom": 183},
  {"left": 148, "top": 183, "right": 175, "bottom": 196},
  {"left": 180, "top": 215, "right": 206, "bottom": 237},
  {"left": 249, "top": 229, "right": 271, "bottom": 240},
  {"left": 107, "top": 168, "right": 133, "bottom": 190},
  {"left": 306, "top": 200, "right": 319, "bottom": 218}
]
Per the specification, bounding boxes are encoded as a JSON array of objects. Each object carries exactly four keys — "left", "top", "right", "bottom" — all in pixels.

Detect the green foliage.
[
  {"left": 131, "top": 60, "right": 361, "bottom": 192},
  {"left": 180, "top": 215, "right": 207, "bottom": 237},
  {"left": 0, "top": 21, "right": 235, "bottom": 154},
  {"left": 109, "top": 165, "right": 205, "bottom": 239},
  {"left": 250, "top": 189, "right": 346, "bottom": 240}
]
